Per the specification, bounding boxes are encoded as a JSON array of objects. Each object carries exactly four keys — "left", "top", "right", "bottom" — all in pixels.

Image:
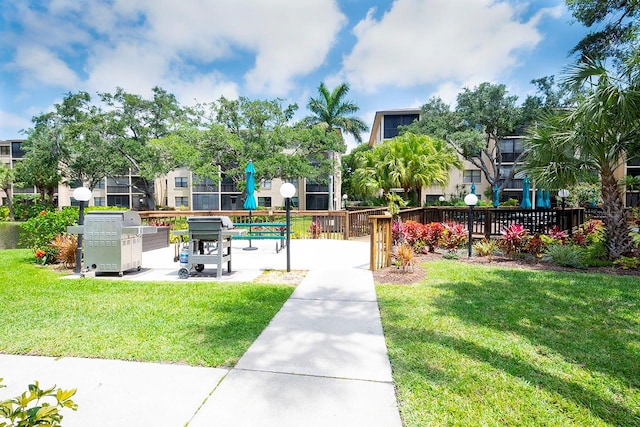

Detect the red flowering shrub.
[
  {"left": 498, "top": 223, "right": 529, "bottom": 257},
  {"left": 424, "top": 222, "right": 446, "bottom": 252},
  {"left": 548, "top": 226, "right": 568, "bottom": 244},
  {"left": 402, "top": 220, "right": 425, "bottom": 246},
  {"left": 440, "top": 222, "right": 467, "bottom": 252}
]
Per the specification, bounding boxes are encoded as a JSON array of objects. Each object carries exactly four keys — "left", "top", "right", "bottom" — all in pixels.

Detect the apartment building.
[
  {"left": 0, "top": 139, "right": 330, "bottom": 210},
  {"left": 367, "top": 109, "right": 637, "bottom": 206}
]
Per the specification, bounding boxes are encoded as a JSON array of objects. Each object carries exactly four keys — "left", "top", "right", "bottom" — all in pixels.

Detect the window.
[
  {"left": 175, "top": 196, "right": 189, "bottom": 207},
  {"left": 93, "top": 197, "right": 105, "bottom": 207},
  {"left": 258, "top": 197, "right": 272, "bottom": 207},
  {"left": 11, "top": 142, "right": 25, "bottom": 158},
  {"left": 192, "top": 175, "right": 217, "bottom": 192},
  {"left": 193, "top": 194, "right": 218, "bottom": 210},
  {"left": 383, "top": 114, "right": 419, "bottom": 139},
  {"left": 0, "top": 146, "right": 9, "bottom": 156},
  {"left": 94, "top": 179, "right": 105, "bottom": 189},
  {"left": 463, "top": 170, "right": 481, "bottom": 183},
  {"left": 261, "top": 179, "right": 272, "bottom": 189},
  {"left": 107, "top": 195, "right": 130, "bottom": 208},
  {"left": 499, "top": 138, "right": 524, "bottom": 162},
  {"left": 306, "top": 194, "right": 328, "bottom": 210},
  {"left": 174, "top": 177, "right": 188, "bottom": 188},
  {"left": 306, "top": 180, "right": 329, "bottom": 192}
]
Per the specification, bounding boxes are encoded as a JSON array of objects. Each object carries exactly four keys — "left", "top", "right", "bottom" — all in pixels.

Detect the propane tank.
[{"left": 179, "top": 246, "right": 189, "bottom": 267}]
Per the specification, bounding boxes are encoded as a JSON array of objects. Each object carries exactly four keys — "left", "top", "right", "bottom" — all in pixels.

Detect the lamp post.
[
  {"left": 557, "top": 189, "right": 569, "bottom": 230},
  {"left": 342, "top": 193, "right": 348, "bottom": 209},
  {"left": 464, "top": 193, "right": 478, "bottom": 258},
  {"left": 280, "top": 182, "right": 296, "bottom": 272},
  {"left": 73, "top": 187, "right": 92, "bottom": 274}
]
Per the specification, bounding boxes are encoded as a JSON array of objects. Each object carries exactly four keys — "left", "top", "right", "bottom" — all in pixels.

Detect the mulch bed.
[{"left": 372, "top": 250, "right": 640, "bottom": 285}]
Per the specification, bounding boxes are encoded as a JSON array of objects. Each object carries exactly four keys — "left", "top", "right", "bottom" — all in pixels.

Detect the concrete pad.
[
  {"left": 0, "top": 355, "right": 227, "bottom": 427},
  {"left": 189, "top": 369, "right": 402, "bottom": 427},
  {"left": 235, "top": 299, "right": 393, "bottom": 382},
  {"left": 292, "top": 269, "right": 377, "bottom": 302},
  {"left": 0, "top": 354, "right": 59, "bottom": 393}
]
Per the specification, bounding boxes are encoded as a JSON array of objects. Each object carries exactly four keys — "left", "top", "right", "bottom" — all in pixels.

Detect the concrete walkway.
[{"left": 0, "top": 240, "right": 402, "bottom": 426}]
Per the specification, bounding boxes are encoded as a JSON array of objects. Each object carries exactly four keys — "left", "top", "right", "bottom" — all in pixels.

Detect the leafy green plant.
[
  {"left": 613, "top": 256, "right": 640, "bottom": 270},
  {"left": 386, "top": 192, "right": 407, "bottom": 216},
  {"left": 20, "top": 209, "right": 78, "bottom": 263},
  {"left": 473, "top": 238, "right": 498, "bottom": 261},
  {"left": 0, "top": 378, "right": 78, "bottom": 426},
  {"left": 501, "top": 198, "right": 519, "bottom": 207},
  {"left": 543, "top": 244, "right": 586, "bottom": 269}
]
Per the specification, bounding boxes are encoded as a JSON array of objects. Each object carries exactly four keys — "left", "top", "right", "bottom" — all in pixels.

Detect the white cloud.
[
  {"left": 168, "top": 73, "right": 240, "bottom": 107},
  {"left": 106, "top": 0, "right": 347, "bottom": 95},
  {"left": 0, "top": 109, "right": 32, "bottom": 137},
  {"left": 343, "top": 0, "right": 545, "bottom": 92},
  {"left": 11, "top": 45, "right": 79, "bottom": 88}
]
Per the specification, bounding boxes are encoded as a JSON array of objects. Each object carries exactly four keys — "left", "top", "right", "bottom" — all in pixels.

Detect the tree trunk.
[
  {"left": 600, "top": 168, "right": 634, "bottom": 259},
  {"left": 4, "top": 188, "right": 14, "bottom": 221}
]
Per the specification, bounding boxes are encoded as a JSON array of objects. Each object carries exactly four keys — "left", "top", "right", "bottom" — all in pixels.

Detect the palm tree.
[
  {"left": 523, "top": 59, "right": 640, "bottom": 259},
  {"left": 352, "top": 133, "right": 462, "bottom": 204},
  {"left": 304, "top": 82, "right": 369, "bottom": 142},
  {"left": 303, "top": 82, "right": 369, "bottom": 209}
]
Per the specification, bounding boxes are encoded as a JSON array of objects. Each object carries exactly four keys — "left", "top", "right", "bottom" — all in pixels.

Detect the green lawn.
[
  {"left": 377, "top": 260, "right": 640, "bottom": 426},
  {"left": 0, "top": 249, "right": 293, "bottom": 367}
]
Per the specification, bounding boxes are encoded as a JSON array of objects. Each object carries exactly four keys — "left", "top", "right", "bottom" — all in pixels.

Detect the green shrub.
[
  {"left": 543, "top": 244, "right": 587, "bottom": 269},
  {"left": 473, "top": 238, "right": 498, "bottom": 260},
  {"left": 613, "top": 256, "right": 640, "bottom": 270},
  {"left": 0, "top": 206, "right": 9, "bottom": 221},
  {"left": 0, "top": 378, "right": 77, "bottom": 426},
  {"left": 501, "top": 198, "right": 519, "bottom": 207},
  {"left": 20, "top": 208, "right": 79, "bottom": 264},
  {"left": 12, "top": 196, "right": 57, "bottom": 221}
]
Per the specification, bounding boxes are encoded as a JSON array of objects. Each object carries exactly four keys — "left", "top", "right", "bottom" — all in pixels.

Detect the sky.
[{"left": 0, "top": 0, "right": 590, "bottom": 151}]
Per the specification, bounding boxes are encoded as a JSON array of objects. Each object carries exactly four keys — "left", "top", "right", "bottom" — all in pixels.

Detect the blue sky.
[{"left": 0, "top": 0, "right": 589, "bottom": 150}]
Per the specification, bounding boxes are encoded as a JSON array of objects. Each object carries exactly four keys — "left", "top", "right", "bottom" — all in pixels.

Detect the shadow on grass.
[{"left": 380, "top": 262, "right": 640, "bottom": 425}]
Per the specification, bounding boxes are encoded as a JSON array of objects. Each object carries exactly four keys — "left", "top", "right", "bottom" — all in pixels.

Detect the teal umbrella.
[
  {"left": 243, "top": 161, "right": 258, "bottom": 250},
  {"left": 536, "top": 189, "right": 544, "bottom": 209},
  {"left": 243, "top": 161, "right": 257, "bottom": 210},
  {"left": 520, "top": 177, "right": 532, "bottom": 209},
  {"left": 492, "top": 184, "right": 499, "bottom": 208}
]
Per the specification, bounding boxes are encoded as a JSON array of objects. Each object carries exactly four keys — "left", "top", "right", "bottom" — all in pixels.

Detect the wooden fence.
[{"left": 140, "top": 207, "right": 590, "bottom": 271}]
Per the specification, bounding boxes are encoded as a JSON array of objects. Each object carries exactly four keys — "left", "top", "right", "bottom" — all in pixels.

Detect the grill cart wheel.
[
  {"left": 195, "top": 264, "right": 205, "bottom": 272},
  {"left": 178, "top": 267, "right": 190, "bottom": 279}
]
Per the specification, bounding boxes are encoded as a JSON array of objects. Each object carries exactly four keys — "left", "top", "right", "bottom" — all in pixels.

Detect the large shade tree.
[
  {"left": 155, "top": 96, "right": 343, "bottom": 196},
  {"left": 404, "top": 83, "right": 522, "bottom": 193},
  {"left": 567, "top": 0, "right": 640, "bottom": 63},
  {"left": 352, "top": 133, "right": 462, "bottom": 204},
  {"left": 523, "top": 59, "right": 640, "bottom": 259},
  {"left": 100, "top": 87, "right": 185, "bottom": 209}
]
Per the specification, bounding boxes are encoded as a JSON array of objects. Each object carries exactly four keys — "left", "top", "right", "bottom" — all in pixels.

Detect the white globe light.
[
  {"left": 464, "top": 193, "right": 478, "bottom": 206},
  {"left": 280, "top": 182, "right": 295, "bottom": 199},
  {"left": 439, "top": 196, "right": 445, "bottom": 202},
  {"left": 73, "top": 187, "right": 92, "bottom": 202},
  {"left": 557, "top": 189, "right": 570, "bottom": 198}
]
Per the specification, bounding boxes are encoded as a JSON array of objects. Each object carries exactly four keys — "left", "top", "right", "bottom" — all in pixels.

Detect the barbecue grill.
[
  {"left": 177, "top": 216, "right": 244, "bottom": 279},
  {"left": 68, "top": 211, "right": 156, "bottom": 276}
]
